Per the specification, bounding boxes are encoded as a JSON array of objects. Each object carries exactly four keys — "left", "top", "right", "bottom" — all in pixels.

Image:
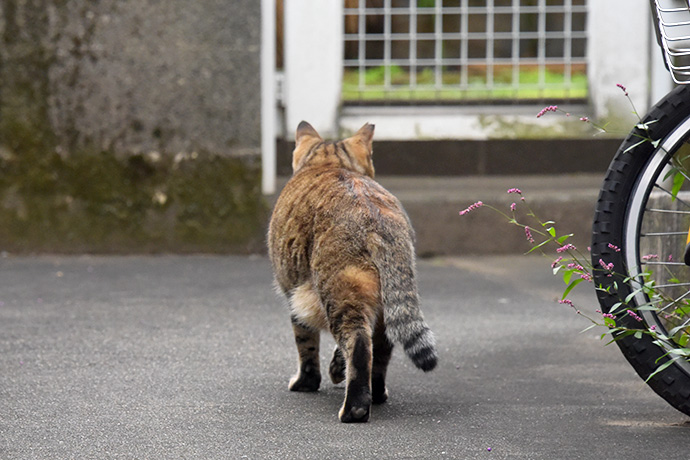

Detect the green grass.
[{"left": 342, "top": 65, "right": 588, "bottom": 101}]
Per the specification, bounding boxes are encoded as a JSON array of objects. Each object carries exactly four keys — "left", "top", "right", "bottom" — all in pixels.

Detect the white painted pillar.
[
  {"left": 587, "top": 0, "right": 651, "bottom": 128},
  {"left": 261, "top": 0, "right": 277, "bottom": 195},
  {"left": 284, "top": 0, "right": 343, "bottom": 139}
]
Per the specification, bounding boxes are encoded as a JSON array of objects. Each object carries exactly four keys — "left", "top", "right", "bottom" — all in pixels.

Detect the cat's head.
[{"left": 292, "top": 121, "right": 375, "bottom": 178}]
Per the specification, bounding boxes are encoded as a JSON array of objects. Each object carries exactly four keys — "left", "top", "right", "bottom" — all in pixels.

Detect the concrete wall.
[
  {"left": 1, "top": 0, "right": 261, "bottom": 157},
  {"left": 0, "top": 0, "right": 267, "bottom": 253}
]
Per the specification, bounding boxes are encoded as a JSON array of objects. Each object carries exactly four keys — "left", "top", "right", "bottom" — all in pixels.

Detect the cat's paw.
[
  {"left": 339, "top": 389, "right": 372, "bottom": 423},
  {"left": 372, "top": 386, "right": 388, "bottom": 404},
  {"left": 329, "top": 347, "right": 346, "bottom": 384},
  {"left": 288, "top": 370, "right": 321, "bottom": 392},
  {"left": 339, "top": 403, "right": 370, "bottom": 423},
  {"left": 372, "top": 374, "right": 388, "bottom": 404}
]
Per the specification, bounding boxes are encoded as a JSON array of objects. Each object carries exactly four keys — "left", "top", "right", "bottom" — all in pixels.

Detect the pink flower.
[
  {"left": 537, "top": 105, "right": 558, "bottom": 118},
  {"left": 459, "top": 201, "right": 484, "bottom": 216},
  {"left": 616, "top": 83, "right": 628, "bottom": 96},
  {"left": 580, "top": 117, "right": 589, "bottom": 122},
  {"left": 551, "top": 256, "right": 563, "bottom": 268},
  {"left": 627, "top": 309, "right": 643, "bottom": 322},
  {"left": 642, "top": 254, "right": 658, "bottom": 261},
  {"left": 557, "top": 243, "right": 576, "bottom": 253},
  {"left": 510, "top": 202, "right": 517, "bottom": 211},
  {"left": 507, "top": 188, "right": 522, "bottom": 195},
  {"left": 559, "top": 299, "right": 574, "bottom": 306},
  {"left": 607, "top": 243, "right": 621, "bottom": 253},
  {"left": 650, "top": 325, "right": 657, "bottom": 332},
  {"left": 599, "top": 259, "right": 614, "bottom": 271},
  {"left": 580, "top": 272, "right": 593, "bottom": 282},
  {"left": 525, "top": 226, "right": 535, "bottom": 244}
]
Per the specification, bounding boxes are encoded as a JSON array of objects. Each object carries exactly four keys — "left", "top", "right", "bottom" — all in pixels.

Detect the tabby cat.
[{"left": 267, "top": 121, "right": 437, "bottom": 423}]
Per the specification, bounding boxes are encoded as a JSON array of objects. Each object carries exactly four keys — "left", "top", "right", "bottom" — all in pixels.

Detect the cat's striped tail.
[{"left": 375, "top": 240, "right": 437, "bottom": 372}]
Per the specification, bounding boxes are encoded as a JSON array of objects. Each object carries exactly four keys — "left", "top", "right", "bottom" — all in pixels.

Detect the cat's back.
[
  {"left": 268, "top": 165, "right": 412, "bottom": 285},
  {"left": 273, "top": 165, "right": 407, "bottom": 232}
]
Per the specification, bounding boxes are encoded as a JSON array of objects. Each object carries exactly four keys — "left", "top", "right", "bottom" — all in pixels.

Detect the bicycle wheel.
[{"left": 592, "top": 84, "right": 690, "bottom": 416}]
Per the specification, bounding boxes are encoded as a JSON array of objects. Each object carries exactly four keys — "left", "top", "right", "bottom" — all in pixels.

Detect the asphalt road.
[{"left": 1, "top": 255, "right": 689, "bottom": 459}]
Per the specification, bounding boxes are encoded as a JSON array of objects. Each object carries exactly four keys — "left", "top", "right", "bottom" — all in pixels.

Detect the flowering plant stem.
[
  {"left": 461, "top": 187, "right": 690, "bottom": 381},
  {"left": 459, "top": 83, "right": 690, "bottom": 381}
]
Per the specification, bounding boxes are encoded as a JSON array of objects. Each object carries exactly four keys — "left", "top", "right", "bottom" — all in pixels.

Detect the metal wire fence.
[{"left": 343, "top": 0, "right": 588, "bottom": 103}]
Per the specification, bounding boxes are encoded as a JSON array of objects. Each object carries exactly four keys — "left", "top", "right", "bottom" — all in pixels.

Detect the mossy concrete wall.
[{"left": 0, "top": 0, "right": 267, "bottom": 253}]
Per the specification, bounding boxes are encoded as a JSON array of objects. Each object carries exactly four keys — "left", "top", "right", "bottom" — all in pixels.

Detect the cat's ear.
[
  {"left": 292, "top": 121, "right": 322, "bottom": 174},
  {"left": 353, "top": 123, "right": 375, "bottom": 153},
  {"left": 342, "top": 123, "right": 376, "bottom": 178},
  {"left": 295, "top": 121, "right": 322, "bottom": 145}
]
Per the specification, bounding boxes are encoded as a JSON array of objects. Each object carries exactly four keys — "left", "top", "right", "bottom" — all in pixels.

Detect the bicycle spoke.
[
  {"left": 653, "top": 183, "right": 690, "bottom": 209},
  {"left": 642, "top": 261, "right": 687, "bottom": 266},
  {"left": 659, "top": 289, "right": 690, "bottom": 313},
  {"left": 644, "top": 208, "right": 690, "bottom": 215},
  {"left": 640, "top": 231, "right": 688, "bottom": 236},
  {"left": 653, "top": 282, "right": 690, "bottom": 289}
]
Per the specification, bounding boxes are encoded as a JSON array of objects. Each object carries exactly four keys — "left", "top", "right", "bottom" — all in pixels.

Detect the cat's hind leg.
[
  {"left": 288, "top": 321, "right": 321, "bottom": 392},
  {"left": 372, "top": 311, "right": 393, "bottom": 404},
  {"left": 287, "top": 283, "right": 327, "bottom": 392},
  {"left": 326, "top": 266, "right": 380, "bottom": 423},
  {"left": 329, "top": 346, "right": 346, "bottom": 384}
]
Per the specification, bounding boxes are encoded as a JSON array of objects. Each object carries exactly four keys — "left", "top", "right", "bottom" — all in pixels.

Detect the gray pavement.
[{"left": 1, "top": 254, "right": 689, "bottom": 459}]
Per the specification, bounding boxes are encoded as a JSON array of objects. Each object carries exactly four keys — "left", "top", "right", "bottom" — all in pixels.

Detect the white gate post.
[
  {"left": 587, "top": 0, "right": 652, "bottom": 127},
  {"left": 284, "top": 0, "right": 343, "bottom": 139},
  {"left": 261, "top": 0, "right": 277, "bottom": 195}
]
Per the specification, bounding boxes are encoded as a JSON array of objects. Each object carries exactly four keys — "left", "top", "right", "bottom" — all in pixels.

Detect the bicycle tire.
[{"left": 592, "top": 84, "right": 690, "bottom": 416}]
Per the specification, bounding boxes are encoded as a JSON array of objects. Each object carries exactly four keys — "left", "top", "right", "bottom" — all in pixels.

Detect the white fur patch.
[{"left": 291, "top": 283, "right": 328, "bottom": 330}]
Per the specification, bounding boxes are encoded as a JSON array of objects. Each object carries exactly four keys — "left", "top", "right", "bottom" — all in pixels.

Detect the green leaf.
[
  {"left": 546, "top": 227, "right": 556, "bottom": 238},
  {"left": 562, "top": 278, "right": 584, "bottom": 299},
  {"left": 636, "top": 119, "right": 658, "bottom": 130},
  {"left": 634, "top": 331, "right": 643, "bottom": 339},
  {"left": 623, "top": 139, "right": 648, "bottom": 153},
  {"left": 525, "top": 238, "right": 552, "bottom": 254},
  {"left": 671, "top": 172, "right": 685, "bottom": 201},
  {"left": 604, "top": 317, "right": 616, "bottom": 328},
  {"left": 669, "top": 324, "right": 688, "bottom": 337},
  {"left": 645, "top": 359, "right": 677, "bottom": 382},
  {"left": 556, "top": 234, "right": 573, "bottom": 245},
  {"left": 609, "top": 302, "right": 624, "bottom": 314},
  {"left": 562, "top": 269, "right": 573, "bottom": 285},
  {"left": 580, "top": 324, "right": 598, "bottom": 333},
  {"left": 625, "top": 287, "right": 643, "bottom": 304},
  {"left": 666, "top": 347, "right": 690, "bottom": 356}
]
